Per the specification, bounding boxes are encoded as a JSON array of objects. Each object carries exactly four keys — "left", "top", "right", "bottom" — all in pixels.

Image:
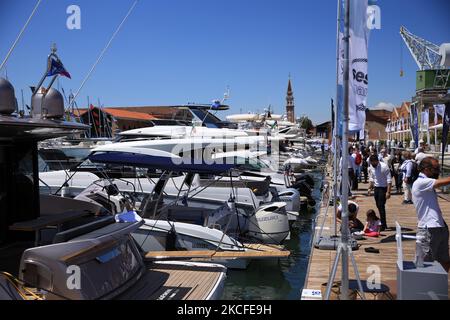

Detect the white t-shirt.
[
  {"left": 368, "top": 162, "right": 392, "bottom": 187},
  {"left": 412, "top": 173, "right": 445, "bottom": 228},
  {"left": 400, "top": 160, "right": 413, "bottom": 178}
]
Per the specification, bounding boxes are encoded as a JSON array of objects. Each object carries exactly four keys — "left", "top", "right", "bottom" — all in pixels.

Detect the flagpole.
[
  {"left": 339, "top": 0, "right": 351, "bottom": 300},
  {"left": 333, "top": 0, "right": 342, "bottom": 237}
]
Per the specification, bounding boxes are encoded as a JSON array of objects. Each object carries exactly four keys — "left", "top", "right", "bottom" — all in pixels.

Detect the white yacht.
[{"left": 0, "top": 65, "right": 227, "bottom": 300}]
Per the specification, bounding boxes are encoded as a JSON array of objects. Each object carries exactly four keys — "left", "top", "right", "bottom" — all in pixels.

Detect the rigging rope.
[
  {"left": 69, "top": 0, "right": 139, "bottom": 107},
  {"left": 0, "top": 0, "right": 42, "bottom": 72}
]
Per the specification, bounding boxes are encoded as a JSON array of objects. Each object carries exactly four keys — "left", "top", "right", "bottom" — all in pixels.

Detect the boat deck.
[
  {"left": 304, "top": 177, "right": 450, "bottom": 299},
  {"left": 145, "top": 243, "right": 289, "bottom": 260},
  {"left": 118, "top": 262, "right": 225, "bottom": 300}
]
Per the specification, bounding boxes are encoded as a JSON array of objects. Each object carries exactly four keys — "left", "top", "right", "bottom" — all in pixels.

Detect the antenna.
[{"left": 221, "top": 85, "right": 230, "bottom": 104}]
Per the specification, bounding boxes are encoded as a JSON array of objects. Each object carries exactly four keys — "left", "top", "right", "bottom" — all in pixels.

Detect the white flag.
[
  {"left": 434, "top": 104, "right": 445, "bottom": 125},
  {"left": 348, "top": 0, "right": 370, "bottom": 132},
  {"left": 421, "top": 110, "right": 429, "bottom": 129},
  {"left": 435, "top": 107, "right": 438, "bottom": 125}
]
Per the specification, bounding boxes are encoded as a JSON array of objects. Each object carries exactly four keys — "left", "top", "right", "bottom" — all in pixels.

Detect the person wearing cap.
[{"left": 414, "top": 140, "right": 426, "bottom": 154}]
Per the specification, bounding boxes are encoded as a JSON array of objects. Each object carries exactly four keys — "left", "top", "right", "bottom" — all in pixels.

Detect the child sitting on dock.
[{"left": 363, "top": 210, "right": 382, "bottom": 237}]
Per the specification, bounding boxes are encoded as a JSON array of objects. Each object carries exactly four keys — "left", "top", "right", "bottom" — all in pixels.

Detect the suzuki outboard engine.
[{"left": 248, "top": 202, "right": 289, "bottom": 244}]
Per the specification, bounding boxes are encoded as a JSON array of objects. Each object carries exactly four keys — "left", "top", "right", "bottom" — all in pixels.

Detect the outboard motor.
[
  {"left": 278, "top": 188, "right": 301, "bottom": 212},
  {"left": 0, "top": 77, "right": 17, "bottom": 115},
  {"left": 207, "top": 199, "right": 248, "bottom": 237},
  {"left": 248, "top": 202, "right": 289, "bottom": 244},
  {"left": 31, "top": 87, "right": 65, "bottom": 119}
]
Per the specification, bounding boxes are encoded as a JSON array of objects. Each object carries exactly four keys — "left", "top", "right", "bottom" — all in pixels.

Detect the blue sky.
[{"left": 0, "top": 0, "right": 449, "bottom": 124}]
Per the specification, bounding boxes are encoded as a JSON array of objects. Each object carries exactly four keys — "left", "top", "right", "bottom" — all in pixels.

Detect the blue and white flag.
[{"left": 47, "top": 58, "right": 71, "bottom": 79}]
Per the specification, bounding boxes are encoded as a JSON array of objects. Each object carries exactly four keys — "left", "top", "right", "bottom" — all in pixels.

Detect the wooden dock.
[
  {"left": 304, "top": 177, "right": 450, "bottom": 299},
  {"left": 145, "top": 243, "right": 289, "bottom": 260}
]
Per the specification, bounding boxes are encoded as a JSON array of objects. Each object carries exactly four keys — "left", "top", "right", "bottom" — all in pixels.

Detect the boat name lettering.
[{"left": 257, "top": 215, "right": 279, "bottom": 222}]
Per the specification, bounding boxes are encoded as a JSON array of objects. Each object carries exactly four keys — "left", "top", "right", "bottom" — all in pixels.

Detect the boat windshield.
[{"left": 223, "top": 156, "right": 270, "bottom": 171}]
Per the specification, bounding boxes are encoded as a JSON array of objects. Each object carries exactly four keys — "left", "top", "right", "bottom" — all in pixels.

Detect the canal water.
[{"left": 221, "top": 172, "right": 323, "bottom": 300}]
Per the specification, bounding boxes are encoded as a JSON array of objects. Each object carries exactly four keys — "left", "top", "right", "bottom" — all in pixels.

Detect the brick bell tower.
[{"left": 286, "top": 76, "right": 295, "bottom": 123}]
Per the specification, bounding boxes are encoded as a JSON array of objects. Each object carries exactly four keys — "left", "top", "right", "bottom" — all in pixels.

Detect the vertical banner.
[
  {"left": 337, "top": 30, "right": 344, "bottom": 138},
  {"left": 410, "top": 104, "right": 419, "bottom": 148},
  {"left": 441, "top": 103, "right": 450, "bottom": 165},
  {"left": 421, "top": 109, "right": 429, "bottom": 131},
  {"left": 348, "top": 0, "right": 369, "bottom": 132},
  {"left": 331, "top": 98, "right": 335, "bottom": 132},
  {"left": 434, "top": 104, "right": 445, "bottom": 125}
]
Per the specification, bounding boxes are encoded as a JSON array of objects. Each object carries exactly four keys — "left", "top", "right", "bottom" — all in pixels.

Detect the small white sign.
[{"left": 301, "top": 289, "right": 322, "bottom": 300}]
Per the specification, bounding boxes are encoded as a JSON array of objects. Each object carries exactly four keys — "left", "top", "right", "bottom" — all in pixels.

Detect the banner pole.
[
  {"left": 333, "top": 0, "right": 342, "bottom": 236},
  {"left": 339, "top": 0, "right": 351, "bottom": 300}
]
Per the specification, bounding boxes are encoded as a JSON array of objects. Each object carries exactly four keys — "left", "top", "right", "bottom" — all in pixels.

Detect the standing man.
[
  {"left": 400, "top": 151, "right": 414, "bottom": 204},
  {"left": 368, "top": 154, "right": 392, "bottom": 231},
  {"left": 412, "top": 157, "right": 450, "bottom": 272}
]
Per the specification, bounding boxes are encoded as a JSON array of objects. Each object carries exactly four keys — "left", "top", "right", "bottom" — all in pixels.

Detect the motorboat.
[
  {"left": 86, "top": 146, "right": 291, "bottom": 245},
  {"left": 0, "top": 65, "right": 227, "bottom": 300},
  {"left": 117, "top": 125, "right": 248, "bottom": 141}
]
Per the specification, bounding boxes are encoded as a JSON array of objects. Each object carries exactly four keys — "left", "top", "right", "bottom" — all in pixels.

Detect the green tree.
[{"left": 299, "top": 116, "right": 314, "bottom": 132}]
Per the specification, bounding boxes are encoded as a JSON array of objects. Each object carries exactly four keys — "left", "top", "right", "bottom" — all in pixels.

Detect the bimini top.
[{"left": 88, "top": 147, "right": 236, "bottom": 174}]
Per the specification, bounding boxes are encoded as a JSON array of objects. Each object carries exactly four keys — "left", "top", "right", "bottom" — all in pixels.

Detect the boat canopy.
[{"left": 88, "top": 147, "right": 236, "bottom": 174}]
